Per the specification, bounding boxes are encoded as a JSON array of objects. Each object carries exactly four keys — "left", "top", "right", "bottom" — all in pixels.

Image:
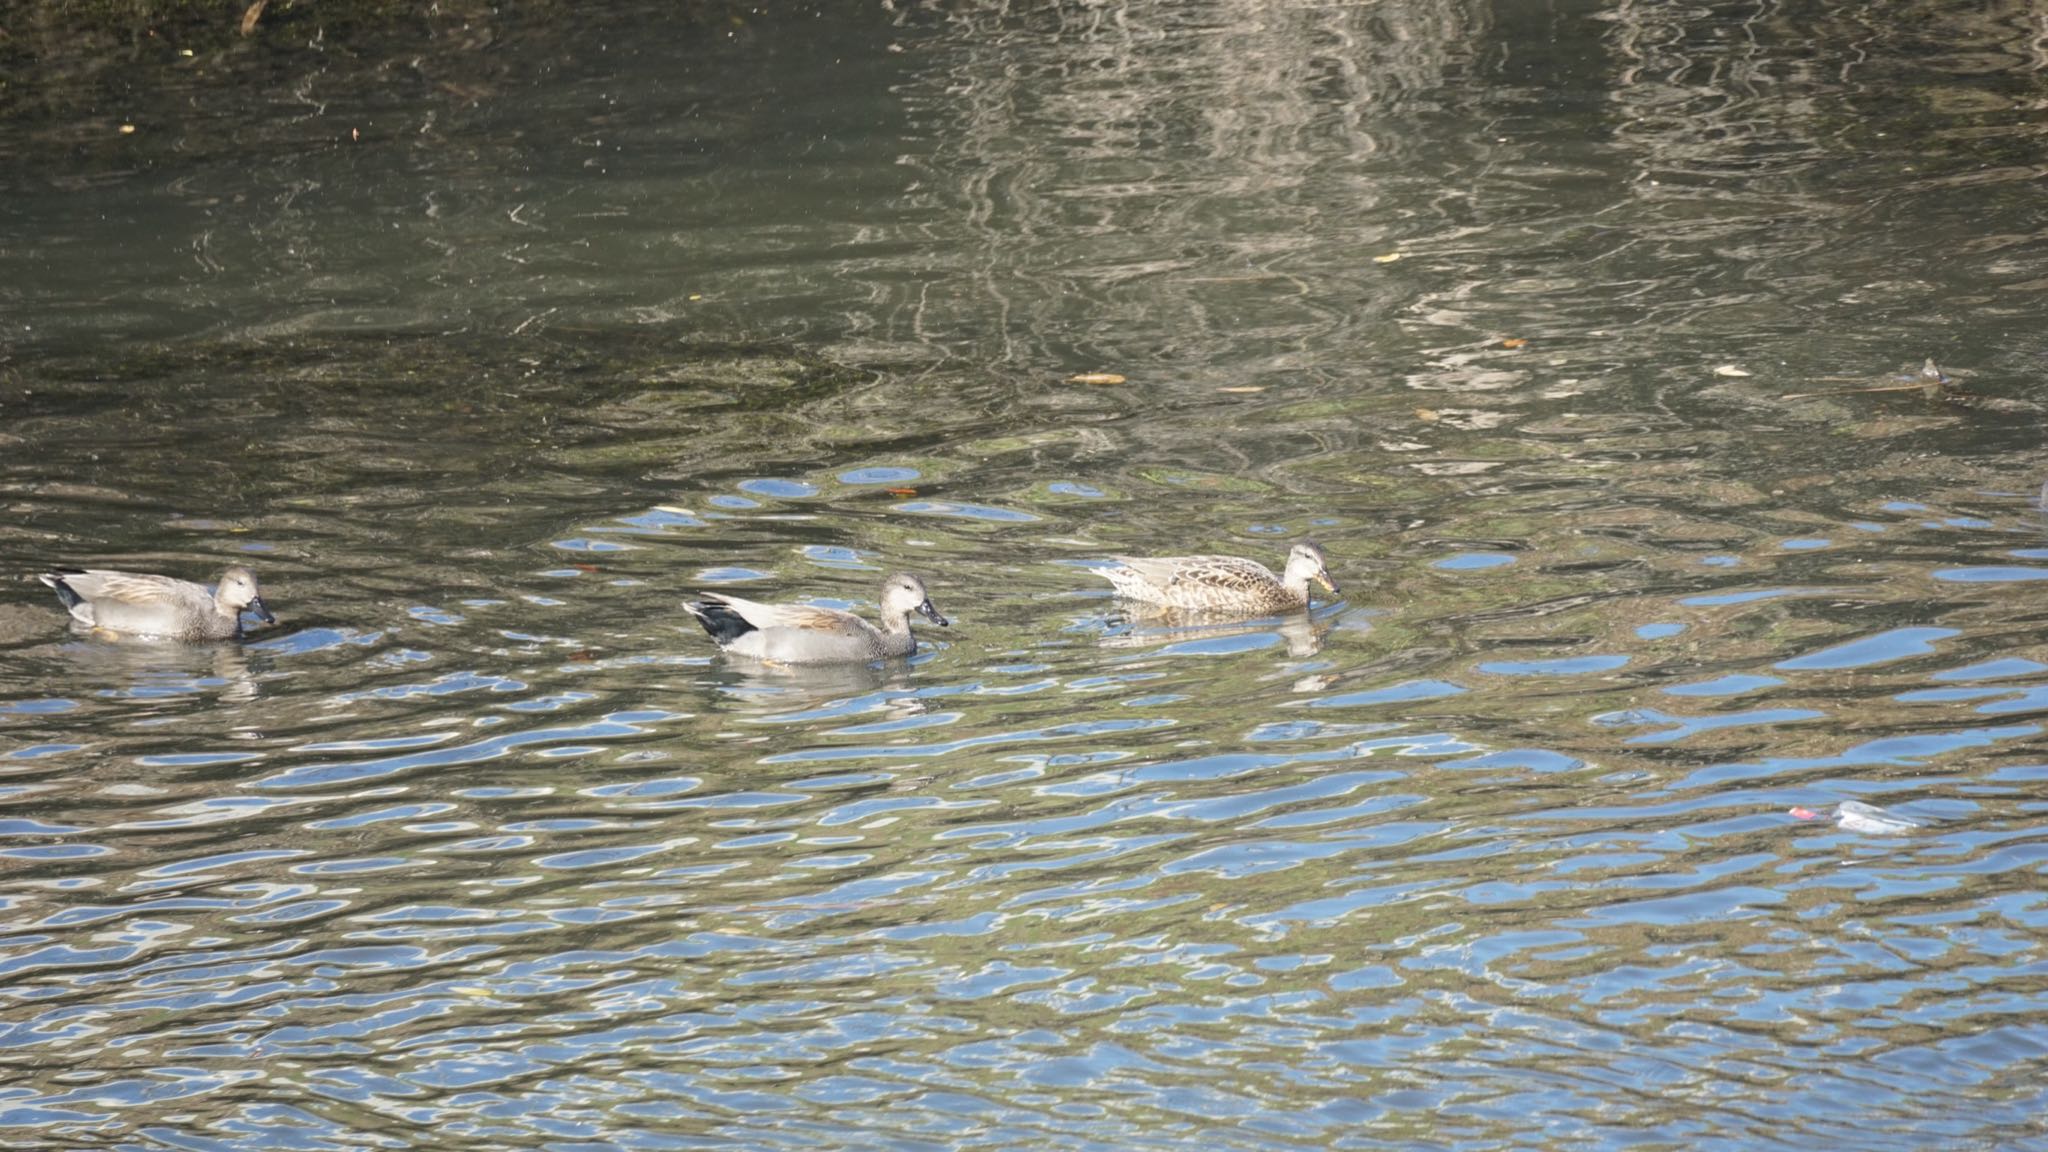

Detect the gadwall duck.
[
  {"left": 1093, "top": 540, "right": 1337, "bottom": 615},
  {"left": 684, "top": 572, "right": 948, "bottom": 664},
  {"left": 40, "top": 565, "right": 275, "bottom": 640}
]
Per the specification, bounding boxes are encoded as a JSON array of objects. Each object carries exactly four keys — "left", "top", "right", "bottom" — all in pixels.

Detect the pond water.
[{"left": 4, "top": 1, "right": 2048, "bottom": 1148}]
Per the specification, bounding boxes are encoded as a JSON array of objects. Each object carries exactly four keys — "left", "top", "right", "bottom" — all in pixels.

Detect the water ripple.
[{"left": 2, "top": 1, "right": 2047, "bottom": 1148}]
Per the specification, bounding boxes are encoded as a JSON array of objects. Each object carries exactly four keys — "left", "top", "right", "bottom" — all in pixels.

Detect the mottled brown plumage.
[{"left": 1093, "top": 541, "right": 1337, "bottom": 615}]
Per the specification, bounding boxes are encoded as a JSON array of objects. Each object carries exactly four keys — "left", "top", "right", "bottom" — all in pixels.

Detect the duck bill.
[
  {"left": 247, "top": 597, "right": 277, "bottom": 625},
  {"left": 1314, "top": 573, "right": 1339, "bottom": 595},
  {"left": 917, "top": 599, "right": 949, "bottom": 627}
]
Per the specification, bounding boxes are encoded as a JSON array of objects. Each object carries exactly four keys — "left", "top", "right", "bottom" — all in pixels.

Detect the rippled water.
[{"left": 5, "top": 2, "right": 2048, "bottom": 1148}]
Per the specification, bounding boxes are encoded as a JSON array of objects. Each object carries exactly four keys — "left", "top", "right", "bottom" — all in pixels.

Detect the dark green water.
[{"left": 3, "top": 2, "right": 2048, "bottom": 1148}]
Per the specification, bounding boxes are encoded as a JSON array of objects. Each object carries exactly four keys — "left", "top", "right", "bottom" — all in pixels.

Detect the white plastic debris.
[{"left": 1790, "top": 799, "right": 1920, "bottom": 835}]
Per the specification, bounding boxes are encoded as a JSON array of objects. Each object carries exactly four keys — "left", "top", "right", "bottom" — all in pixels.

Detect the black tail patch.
[
  {"left": 687, "top": 599, "right": 757, "bottom": 645},
  {"left": 42, "top": 572, "right": 84, "bottom": 611}
]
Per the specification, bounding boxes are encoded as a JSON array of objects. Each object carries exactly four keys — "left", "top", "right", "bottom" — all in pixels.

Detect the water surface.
[{"left": 4, "top": 2, "right": 2048, "bottom": 1148}]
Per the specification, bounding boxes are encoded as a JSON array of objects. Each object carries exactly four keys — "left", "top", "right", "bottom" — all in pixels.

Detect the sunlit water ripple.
[{"left": 4, "top": 2, "right": 2048, "bottom": 1149}]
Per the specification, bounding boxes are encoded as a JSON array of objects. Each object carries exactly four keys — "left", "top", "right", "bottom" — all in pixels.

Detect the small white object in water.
[{"left": 1789, "top": 799, "right": 1919, "bottom": 835}]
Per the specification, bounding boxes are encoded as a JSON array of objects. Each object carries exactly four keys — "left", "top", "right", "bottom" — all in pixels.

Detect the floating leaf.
[
  {"left": 1218, "top": 386, "right": 1264, "bottom": 394},
  {"left": 1068, "top": 372, "right": 1126, "bottom": 385},
  {"left": 1713, "top": 365, "right": 1752, "bottom": 377},
  {"left": 886, "top": 487, "right": 918, "bottom": 496},
  {"left": 1502, "top": 338, "right": 1528, "bottom": 349},
  {"left": 118, "top": 124, "right": 136, "bottom": 135},
  {"left": 1372, "top": 252, "right": 1403, "bottom": 264},
  {"left": 1415, "top": 408, "right": 1440, "bottom": 422}
]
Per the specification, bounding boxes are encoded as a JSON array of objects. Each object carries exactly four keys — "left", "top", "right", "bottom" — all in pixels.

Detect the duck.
[
  {"left": 683, "top": 572, "right": 948, "bottom": 664},
  {"left": 1092, "top": 540, "right": 1337, "bottom": 615},
  {"left": 40, "top": 565, "right": 276, "bottom": 640}
]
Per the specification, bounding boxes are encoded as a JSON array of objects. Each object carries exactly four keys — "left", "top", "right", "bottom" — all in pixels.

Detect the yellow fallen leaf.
[
  {"left": 1416, "top": 408, "right": 1440, "bottom": 422},
  {"left": 1068, "top": 373, "right": 1126, "bottom": 385},
  {"left": 1713, "top": 365, "right": 1752, "bottom": 377},
  {"left": 118, "top": 124, "right": 136, "bottom": 135},
  {"left": 1373, "top": 252, "right": 1403, "bottom": 264},
  {"left": 1218, "top": 386, "right": 1264, "bottom": 394},
  {"left": 1502, "top": 338, "right": 1528, "bottom": 349}
]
